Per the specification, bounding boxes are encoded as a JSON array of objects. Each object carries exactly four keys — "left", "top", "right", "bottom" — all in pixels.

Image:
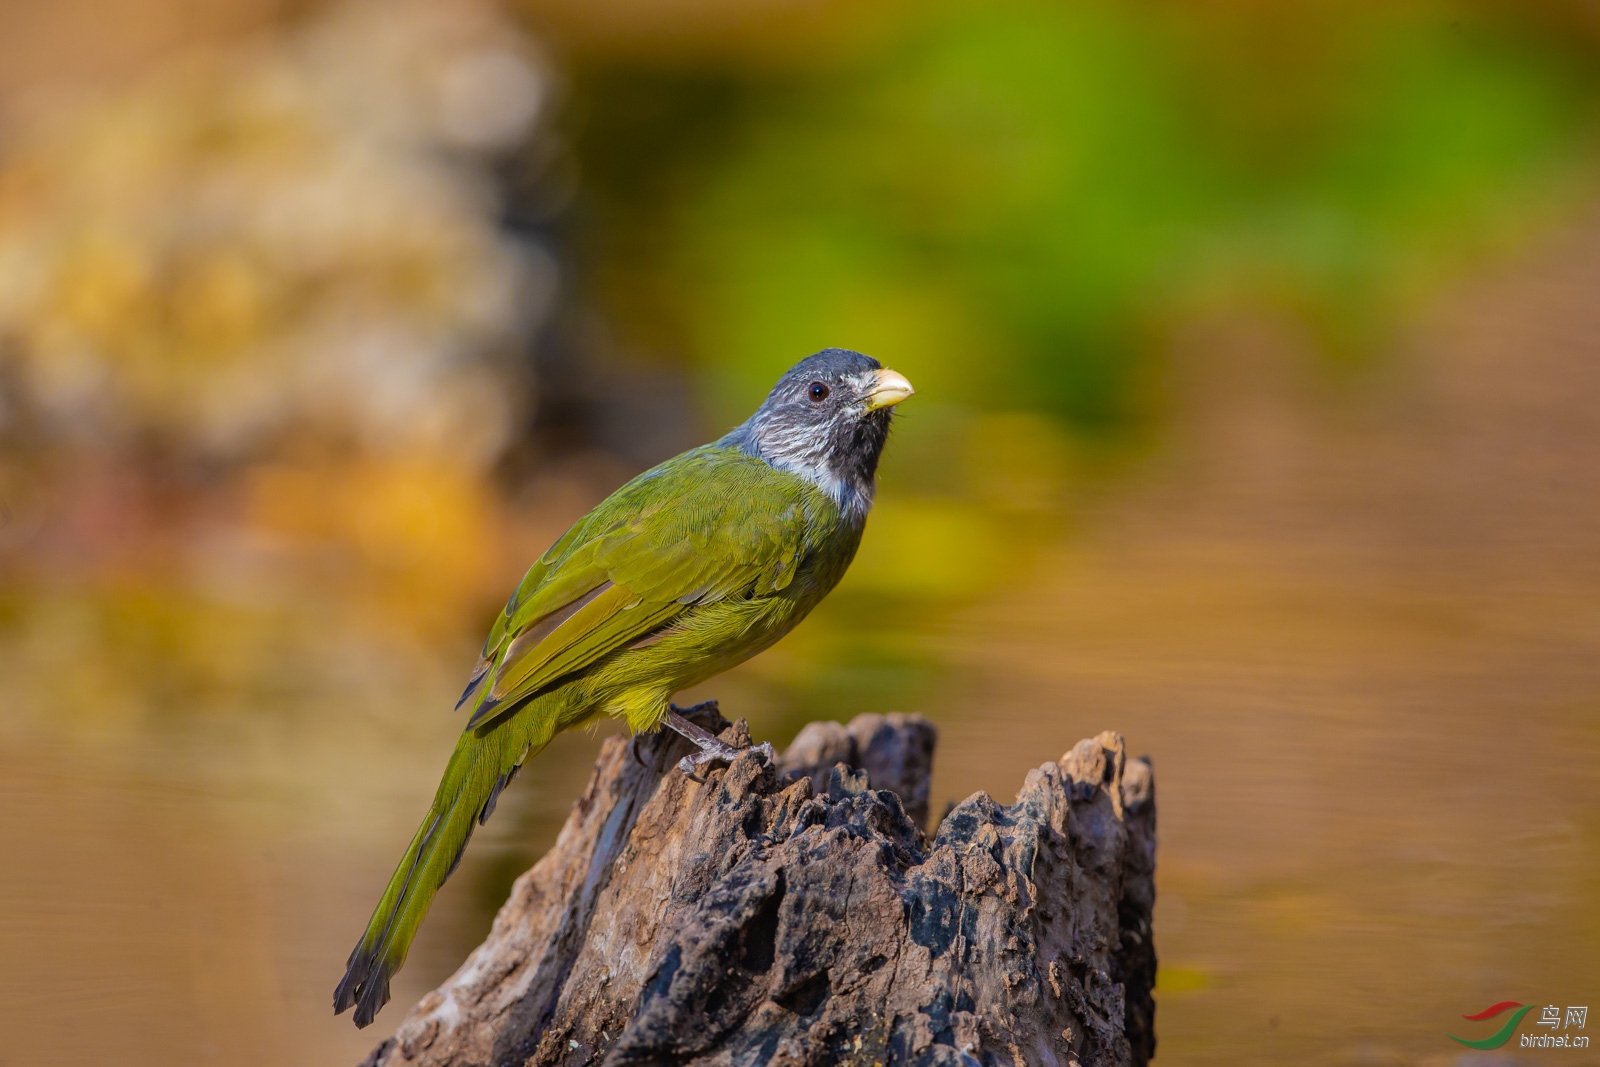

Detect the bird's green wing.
[
  {"left": 459, "top": 446, "right": 814, "bottom": 728},
  {"left": 337, "top": 448, "right": 818, "bottom": 1026}
]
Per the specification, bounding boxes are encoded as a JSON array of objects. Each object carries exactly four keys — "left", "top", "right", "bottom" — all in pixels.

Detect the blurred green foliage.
[
  {"left": 1, "top": 9, "right": 1598, "bottom": 1057},
  {"left": 4, "top": 0, "right": 1598, "bottom": 735},
  {"left": 566, "top": 0, "right": 1600, "bottom": 730},
  {"left": 573, "top": 0, "right": 1599, "bottom": 437}
]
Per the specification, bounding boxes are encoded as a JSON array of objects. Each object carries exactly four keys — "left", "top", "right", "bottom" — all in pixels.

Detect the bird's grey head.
[{"left": 725, "top": 348, "right": 915, "bottom": 518}]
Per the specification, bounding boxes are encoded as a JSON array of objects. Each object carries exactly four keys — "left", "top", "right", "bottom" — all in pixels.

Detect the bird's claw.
[
  {"left": 661, "top": 703, "right": 772, "bottom": 783},
  {"left": 676, "top": 740, "right": 775, "bottom": 784}
]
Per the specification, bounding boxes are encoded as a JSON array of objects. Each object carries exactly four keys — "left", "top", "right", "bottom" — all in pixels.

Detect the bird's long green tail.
[{"left": 333, "top": 725, "right": 541, "bottom": 1028}]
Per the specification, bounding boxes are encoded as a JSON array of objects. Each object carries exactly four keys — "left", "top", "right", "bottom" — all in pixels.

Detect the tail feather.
[
  {"left": 334, "top": 729, "right": 537, "bottom": 1028},
  {"left": 478, "top": 763, "right": 521, "bottom": 827}
]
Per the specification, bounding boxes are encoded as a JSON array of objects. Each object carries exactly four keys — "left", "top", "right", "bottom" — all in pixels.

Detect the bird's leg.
[{"left": 664, "top": 704, "right": 774, "bottom": 782}]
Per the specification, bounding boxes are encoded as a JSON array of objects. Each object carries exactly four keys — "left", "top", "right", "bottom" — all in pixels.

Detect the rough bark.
[{"left": 361, "top": 705, "right": 1156, "bottom": 1067}]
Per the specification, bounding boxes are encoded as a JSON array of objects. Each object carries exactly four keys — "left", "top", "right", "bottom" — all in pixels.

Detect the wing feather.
[{"left": 459, "top": 446, "right": 820, "bottom": 728}]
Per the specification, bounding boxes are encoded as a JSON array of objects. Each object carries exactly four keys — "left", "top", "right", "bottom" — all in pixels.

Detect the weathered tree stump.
[{"left": 361, "top": 706, "right": 1156, "bottom": 1067}]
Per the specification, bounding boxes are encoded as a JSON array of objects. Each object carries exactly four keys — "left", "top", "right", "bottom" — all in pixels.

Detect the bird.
[{"left": 333, "top": 348, "right": 914, "bottom": 1027}]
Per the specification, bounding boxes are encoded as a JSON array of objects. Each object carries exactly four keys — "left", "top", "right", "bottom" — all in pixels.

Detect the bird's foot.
[
  {"left": 664, "top": 704, "right": 773, "bottom": 783},
  {"left": 678, "top": 741, "right": 776, "bottom": 783}
]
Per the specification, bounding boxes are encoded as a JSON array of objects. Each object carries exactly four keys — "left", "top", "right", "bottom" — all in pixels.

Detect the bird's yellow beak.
[{"left": 864, "top": 368, "right": 915, "bottom": 411}]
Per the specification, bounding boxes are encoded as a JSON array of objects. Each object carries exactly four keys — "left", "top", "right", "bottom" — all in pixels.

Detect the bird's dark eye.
[{"left": 808, "top": 382, "right": 830, "bottom": 402}]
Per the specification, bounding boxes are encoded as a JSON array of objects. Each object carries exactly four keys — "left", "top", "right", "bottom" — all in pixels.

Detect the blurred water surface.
[{"left": 0, "top": 1, "right": 1598, "bottom": 1064}]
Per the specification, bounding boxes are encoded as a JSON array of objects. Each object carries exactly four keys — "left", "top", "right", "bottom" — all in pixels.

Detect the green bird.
[{"left": 333, "top": 348, "right": 914, "bottom": 1027}]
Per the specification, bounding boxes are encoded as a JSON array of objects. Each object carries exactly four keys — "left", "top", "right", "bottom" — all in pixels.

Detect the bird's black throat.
[{"left": 830, "top": 406, "right": 892, "bottom": 506}]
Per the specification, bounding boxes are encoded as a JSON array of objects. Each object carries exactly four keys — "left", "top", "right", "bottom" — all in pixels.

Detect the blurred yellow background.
[{"left": 0, "top": 0, "right": 1597, "bottom": 1064}]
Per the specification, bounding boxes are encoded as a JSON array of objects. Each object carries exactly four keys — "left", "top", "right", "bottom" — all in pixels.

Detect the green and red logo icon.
[{"left": 1448, "top": 1002, "right": 1536, "bottom": 1049}]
